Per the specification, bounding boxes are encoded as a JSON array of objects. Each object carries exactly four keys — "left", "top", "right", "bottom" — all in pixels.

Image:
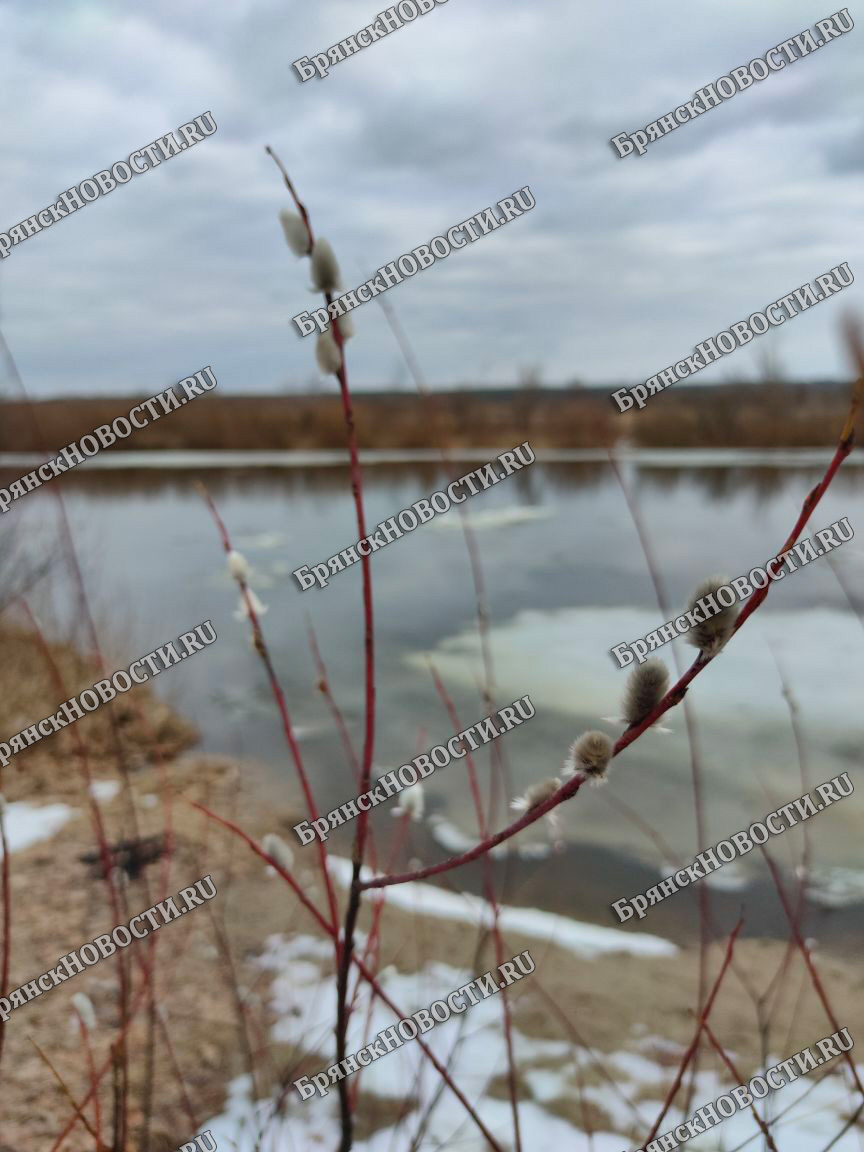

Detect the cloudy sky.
[{"left": 0, "top": 0, "right": 861, "bottom": 395}]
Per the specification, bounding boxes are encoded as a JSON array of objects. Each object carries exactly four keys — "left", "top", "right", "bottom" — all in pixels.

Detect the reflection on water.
[
  {"left": 7, "top": 447, "right": 864, "bottom": 502},
  {"left": 16, "top": 449, "right": 864, "bottom": 939}
]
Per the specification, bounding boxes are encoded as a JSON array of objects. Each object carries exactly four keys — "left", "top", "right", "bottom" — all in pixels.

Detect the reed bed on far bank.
[{"left": 0, "top": 380, "right": 850, "bottom": 456}]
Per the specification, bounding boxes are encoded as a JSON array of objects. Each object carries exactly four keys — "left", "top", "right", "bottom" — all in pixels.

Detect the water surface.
[{"left": 11, "top": 448, "right": 863, "bottom": 945}]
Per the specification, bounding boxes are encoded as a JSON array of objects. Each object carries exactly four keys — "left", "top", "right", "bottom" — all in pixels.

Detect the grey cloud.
[{"left": 0, "top": 0, "right": 861, "bottom": 394}]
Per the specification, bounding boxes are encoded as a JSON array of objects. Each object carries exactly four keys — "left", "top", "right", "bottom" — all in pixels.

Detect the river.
[{"left": 9, "top": 446, "right": 864, "bottom": 948}]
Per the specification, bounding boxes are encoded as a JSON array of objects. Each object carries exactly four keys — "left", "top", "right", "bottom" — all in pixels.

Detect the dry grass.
[
  {"left": 0, "top": 382, "right": 850, "bottom": 455},
  {"left": 0, "top": 389, "right": 611, "bottom": 453},
  {"left": 630, "top": 381, "right": 849, "bottom": 448},
  {"left": 0, "top": 626, "right": 197, "bottom": 794}
]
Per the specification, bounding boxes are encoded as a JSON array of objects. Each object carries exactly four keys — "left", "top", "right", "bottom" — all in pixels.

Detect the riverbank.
[{"left": 0, "top": 381, "right": 851, "bottom": 455}]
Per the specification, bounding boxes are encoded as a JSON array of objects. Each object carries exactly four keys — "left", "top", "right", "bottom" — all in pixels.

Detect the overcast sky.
[{"left": 0, "top": 0, "right": 861, "bottom": 395}]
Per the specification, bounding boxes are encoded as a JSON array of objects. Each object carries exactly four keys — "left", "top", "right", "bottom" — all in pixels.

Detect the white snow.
[
  {"left": 89, "top": 779, "right": 120, "bottom": 802},
  {"left": 327, "top": 856, "right": 677, "bottom": 960},
  {"left": 0, "top": 801, "right": 75, "bottom": 856},
  {"left": 199, "top": 942, "right": 864, "bottom": 1151}
]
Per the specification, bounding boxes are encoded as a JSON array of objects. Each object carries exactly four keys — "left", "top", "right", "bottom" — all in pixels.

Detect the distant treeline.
[{"left": 0, "top": 382, "right": 852, "bottom": 453}]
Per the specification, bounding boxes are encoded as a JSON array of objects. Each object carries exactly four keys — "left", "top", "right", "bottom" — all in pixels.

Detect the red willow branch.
[
  {"left": 305, "top": 621, "right": 386, "bottom": 919},
  {"left": 265, "top": 145, "right": 315, "bottom": 252},
  {"left": 190, "top": 802, "right": 330, "bottom": 929},
  {"left": 305, "top": 622, "right": 395, "bottom": 1053},
  {"left": 760, "top": 846, "right": 864, "bottom": 1098},
  {"left": 430, "top": 665, "right": 523, "bottom": 1152},
  {"left": 31, "top": 1037, "right": 108, "bottom": 1150},
  {"left": 699, "top": 1018, "right": 779, "bottom": 1152},
  {"left": 197, "top": 484, "right": 340, "bottom": 936},
  {"left": 306, "top": 621, "right": 362, "bottom": 788},
  {"left": 349, "top": 807, "right": 407, "bottom": 1017},
  {"left": 374, "top": 289, "right": 522, "bottom": 1141},
  {"left": 305, "top": 620, "right": 388, "bottom": 962},
  {"left": 723, "top": 1065, "right": 829, "bottom": 1152},
  {"left": 346, "top": 812, "right": 413, "bottom": 1109},
  {"left": 50, "top": 969, "right": 154, "bottom": 1152},
  {"left": 77, "top": 1015, "right": 104, "bottom": 1149},
  {"left": 265, "top": 145, "right": 377, "bottom": 1152},
  {"left": 361, "top": 365, "right": 862, "bottom": 894},
  {"left": 365, "top": 770, "right": 590, "bottom": 890}
]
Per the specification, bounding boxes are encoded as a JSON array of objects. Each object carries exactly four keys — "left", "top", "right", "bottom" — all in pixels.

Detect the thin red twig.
[
  {"left": 431, "top": 664, "right": 522, "bottom": 1151},
  {"left": 645, "top": 918, "right": 744, "bottom": 1142},
  {"left": 197, "top": 484, "right": 340, "bottom": 936},
  {"left": 75, "top": 1015, "right": 103, "bottom": 1146},
  {"left": 761, "top": 846, "right": 864, "bottom": 1097},
  {"left": 266, "top": 144, "right": 379, "bottom": 1151},
  {"left": 700, "top": 1018, "right": 779, "bottom": 1152}
]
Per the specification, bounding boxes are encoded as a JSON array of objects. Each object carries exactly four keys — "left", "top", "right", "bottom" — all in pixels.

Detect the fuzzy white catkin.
[
  {"left": 71, "top": 992, "right": 97, "bottom": 1031},
  {"left": 332, "top": 310, "right": 355, "bottom": 342},
  {"left": 262, "top": 833, "right": 294, "bottom": 872},
  {"left": 316, "top": 329, "right": 342, "bottom": 376},
  {"left": 234, "top": 589, "right": 268, "bottom": 621},
  {"left": 511, "top": 777, "right": 561, "bottom": 814},
  {"left": 227, "top": 550, "right": 252, "bottom": 583},
  {"left": 393, "top": 783, "right": 424, "bottom": 822},
  {"left": 686, "top": 576, "right": 739, "bottom": 656},
  {"left": 279, "top": 210, "right": 310, "bottom": 257},
  {"left": 622, "top": 659, "right": 669, "bottom": 726},
  {"left": 310, "top": 238, "right": 342, "bottom": 293},
  {"left": 567, "top": 730, "right": 613, "bottom": 780}
]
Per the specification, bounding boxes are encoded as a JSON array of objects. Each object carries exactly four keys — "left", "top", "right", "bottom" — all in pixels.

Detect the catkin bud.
[
  {"left": 566, "top": 731, "right": 613, "bottom": 781},
  {"left": 511, "top": 777, "right": 561, "bottom": 814},
  {"left": 393, "top": 783, "right": 425, "bottom": 822},
  {"left": 71, "top": 992, "right": 97, "bottom": 1031},
  {"left": 332, "top": 310, "right": 355, "bottom": 342},
  {"left": 310, "top": 238, "right": 342, "bottom": 294},
  {"left": 227, "top": 550, "right": 252, "bottom": 584},
  {"left": 316, "top": 329, "right": 342, "bottom": 376},
  {"left": 279, "top": 210, "right": 311, "bottom": 257},
  {"left": 234, "top": 589, "right": 268, "bottom": 621},
  {"left": 622, "top": 659, "right": 669, "bottom": 727},
  {"left": 262, "top": 833, "right": 295, "bottom": 872},
  {"left": 686, "top": 576, "right": 739, "bottom": 657}
]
